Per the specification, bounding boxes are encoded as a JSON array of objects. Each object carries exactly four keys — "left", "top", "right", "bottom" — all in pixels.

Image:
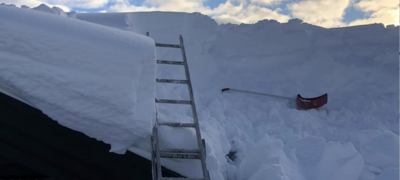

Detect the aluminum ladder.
[{"left": 147, "top": 32, "right": 210, "bottom": 180}]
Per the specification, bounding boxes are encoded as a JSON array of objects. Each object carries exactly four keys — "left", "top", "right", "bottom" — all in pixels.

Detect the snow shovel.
[{"left": 221, "top": 88, "right": 328, "bottom": 110}]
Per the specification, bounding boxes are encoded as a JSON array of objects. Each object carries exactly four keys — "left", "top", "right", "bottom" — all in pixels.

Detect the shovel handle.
[
  {"left": 221, "top": 88, "right": 230, "bottom": 92},
  {"left": 221, "top": 88, "right": 295, "bottom": 101}
]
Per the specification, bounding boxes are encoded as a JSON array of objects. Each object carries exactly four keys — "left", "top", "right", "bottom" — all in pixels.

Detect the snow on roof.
[
  {"left": 0, "top": 5, "right": 157, "bottom": 154},
  {"left": 1, "top": 4, "right": 399, "bottom": 180}
]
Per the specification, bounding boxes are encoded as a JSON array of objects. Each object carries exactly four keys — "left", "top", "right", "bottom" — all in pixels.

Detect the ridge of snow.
[
  {"left": 21, "top": 5, "right": 30, "bottom": 9},
  {"left": 32, "top": 4, "right": 56, "bottom": 14}
]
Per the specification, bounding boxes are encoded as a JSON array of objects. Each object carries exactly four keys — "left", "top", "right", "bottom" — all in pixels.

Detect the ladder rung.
[
  {"left": 162, "top": 178, "right": 204, "bottom": 180},
  {"left": 159, "top": 122, "right": 196, "bottom": 127},
  {"left": 156, "top": 79, "right": 188, "bottom": 84},
  {"left": 161, "top": 152, "right": 201, "bottom": 159},
  {"left": 155, "top": 43, "right": 181, "bottom": 48},
  {"left": 157, "top": 60, "right": 185, "bottom": 65},
  {"left": 161, "top": 148, "right": 200, "bottom": 154},
  {"left": 155, "top": 99, "right": 191, "bottom": 104}
]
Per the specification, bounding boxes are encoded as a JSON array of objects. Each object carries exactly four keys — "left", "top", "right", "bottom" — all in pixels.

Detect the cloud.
[
  {"left": 107, "top": 2, "right": 157, "bottom": 12},
  {"left": 143, "top": 0, "right": 210, "bottom": 12},
  {"left": 44, "top": 0, "right": 109, "bottom": 9},
  {"left": 212, "top": 2, "right": 291, "bottom": 24},
  {"left": 108, "top": 0, "right": 290, "bottom": 24},
  {"left": 250, "top": 0, "right": 288, "bottom": 6},
  {"left": 108, "top": 0, "right": 211, "bottom": 13},
  {"left": 213, "top": 14, "right": 243, "bottom": 24},
  {"left": 207, "top": 1, "right": 245, "bottom": 16},
  {"left": 355, "top": 0, "right": 396, "bottom": 12},
  {"left": 287, "top": 0, "right": 351, "bottom": 28},
  {"left": 349, "top": 0, "right": 399, "bottom": 26}
]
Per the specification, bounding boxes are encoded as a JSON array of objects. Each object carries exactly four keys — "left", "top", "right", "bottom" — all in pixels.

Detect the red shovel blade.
[{"left": 296, "top": 93, "right": 328, "bottom": 110}]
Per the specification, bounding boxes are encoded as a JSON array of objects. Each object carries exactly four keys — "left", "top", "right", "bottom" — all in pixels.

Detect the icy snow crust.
[
  {"left": 77, "top": 12, "right": 399, "bottom": 180},
  {"left": 0, "top": 6, "right": 157, "bottom": 153}
]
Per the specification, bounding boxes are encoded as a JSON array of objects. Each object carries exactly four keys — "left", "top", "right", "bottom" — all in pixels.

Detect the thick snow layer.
[
  {"left": 77, "top": 12, "right": 399, "bottom": 180},
  {"left": 0, "top": 6, "right": 157, "bottom": 153},
  {"left": 1, "top": 5, "right": 398, "bottom": 179}
]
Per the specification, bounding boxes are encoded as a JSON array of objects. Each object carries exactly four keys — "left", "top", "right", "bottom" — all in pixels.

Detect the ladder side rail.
[
  {"left": 151, "top": 130, "right": 157, "bottom": 179},
  {"left": 147, "top": 31, "right": 161, "bottom": 180},
  {"left": 154, "top": 123, "right": 162, "bottom": 180},
  {"left": 179, "top": 35, "right": 209, "bottom": 180},
  {"left": 147, "top": 31, "right": 209, "bottom": 180}
]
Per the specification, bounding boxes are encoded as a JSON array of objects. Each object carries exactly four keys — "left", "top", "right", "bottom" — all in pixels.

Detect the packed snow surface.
[
  {"left": 0, "top": 6, "right": 157, "bottom": 153},
  {"left": 80, "top": 12, "right": 399, "bottom": 180},
  {"left": 1, "top": 4, "right": 399, "bottom": 180}
]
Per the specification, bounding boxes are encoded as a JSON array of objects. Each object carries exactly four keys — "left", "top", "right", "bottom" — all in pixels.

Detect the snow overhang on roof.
[{"left": 0, "top": 5, "right": 157, "bottom": 154}]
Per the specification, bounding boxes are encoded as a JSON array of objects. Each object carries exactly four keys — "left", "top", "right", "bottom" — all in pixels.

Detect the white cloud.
[
  {"left": 44, "top": 0, "right": 109, "bottom": 9},
  {"left": 250, "top": 0, "right": 288, "bottom": 6},
  {"left": 213, "top": 14, "right": 243, "bottom": 24},
  {"left": 349, "top": 0, "right": 399, "bottom": 26},
  {"left": 212, "top": 3, "right": 290, "bottom": 24},
  {"left": 355, "top": 0, "right": 396, "bottom": 12},
  {"left": 107, "top": 0, "right": 290, "bottom": 24},
  {"left": 287, "top": 0, "right": 351, "bottom": 28},
  {"left": 108, "top": 0, "right": 211, "bottom": 13},
  {"left": 143, "top": 0, "right": 210, "bottom": 12},
  {"left": 107, "top": 2, "right": 157, "bottom": 12},
  {"left": 207, "top": 1, "right": 245, "bottom": 16}
]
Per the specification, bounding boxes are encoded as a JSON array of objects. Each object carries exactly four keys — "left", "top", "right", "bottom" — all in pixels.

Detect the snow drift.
[
  {"left": 78, "top": 11, "right": 398, "bottom": 180},
  {"left": 1, "top": 4, "right": 398, "bottom": 180},
  {"left": 0, "top": 5, "right": 157, "bottom": 153}
]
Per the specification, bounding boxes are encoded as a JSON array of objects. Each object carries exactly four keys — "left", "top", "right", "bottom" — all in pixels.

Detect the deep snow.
[
  {"left": 80, "top": 11, "right": 399, "bottom": 180},
  {"left": 0, "top": 5, "right": 157, "bottom": 154},
  {"left": 1, "top": 3, "right": 399, "bottom": 180}
]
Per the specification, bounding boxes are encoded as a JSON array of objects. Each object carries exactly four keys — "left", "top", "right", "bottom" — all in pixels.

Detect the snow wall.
[
  {"left": 0, "top": 4, "right": 398, "bottom": 180},
  {"left": 78, "top": 12, "right": 399, "bottom": 180}
]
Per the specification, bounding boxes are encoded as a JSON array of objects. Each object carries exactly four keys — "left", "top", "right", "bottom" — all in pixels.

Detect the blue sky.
[{"left": 2, "top": 0, "right": 398, "bottom": 28}]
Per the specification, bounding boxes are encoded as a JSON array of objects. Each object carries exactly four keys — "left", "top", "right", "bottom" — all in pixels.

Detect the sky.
[{"left": 1, "top": 0, "right": 399, "bottom": 28}]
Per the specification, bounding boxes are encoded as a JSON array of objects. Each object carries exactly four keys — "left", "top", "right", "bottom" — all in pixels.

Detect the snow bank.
[
  {"left": 236, "top": 135, "right": 303, "bottom": 180},
  {"left": 0, "top": 6, "right": 157, "bottom": 153},
  {"left": 67, "top": 11, "right": 77, "bottom": 18},
  {"left": 86, "top": 11, "right": 397, "bottom": 179},
  {"left": 210, "top": 19, "right": 323, "bottom": 57},
  {"left": 3, "top": 8, "right": 396, "bottom": 180},
  {"left": 351, "top": 130, "right": 399, "bottom": 168},
  {"left": 123, "top": 12, "right": 399, "bottom": 179}
]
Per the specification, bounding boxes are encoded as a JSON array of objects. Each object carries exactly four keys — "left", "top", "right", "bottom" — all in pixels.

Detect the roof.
[{"left": 0, "top": 92, "right": 182, "bottom": 180}]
